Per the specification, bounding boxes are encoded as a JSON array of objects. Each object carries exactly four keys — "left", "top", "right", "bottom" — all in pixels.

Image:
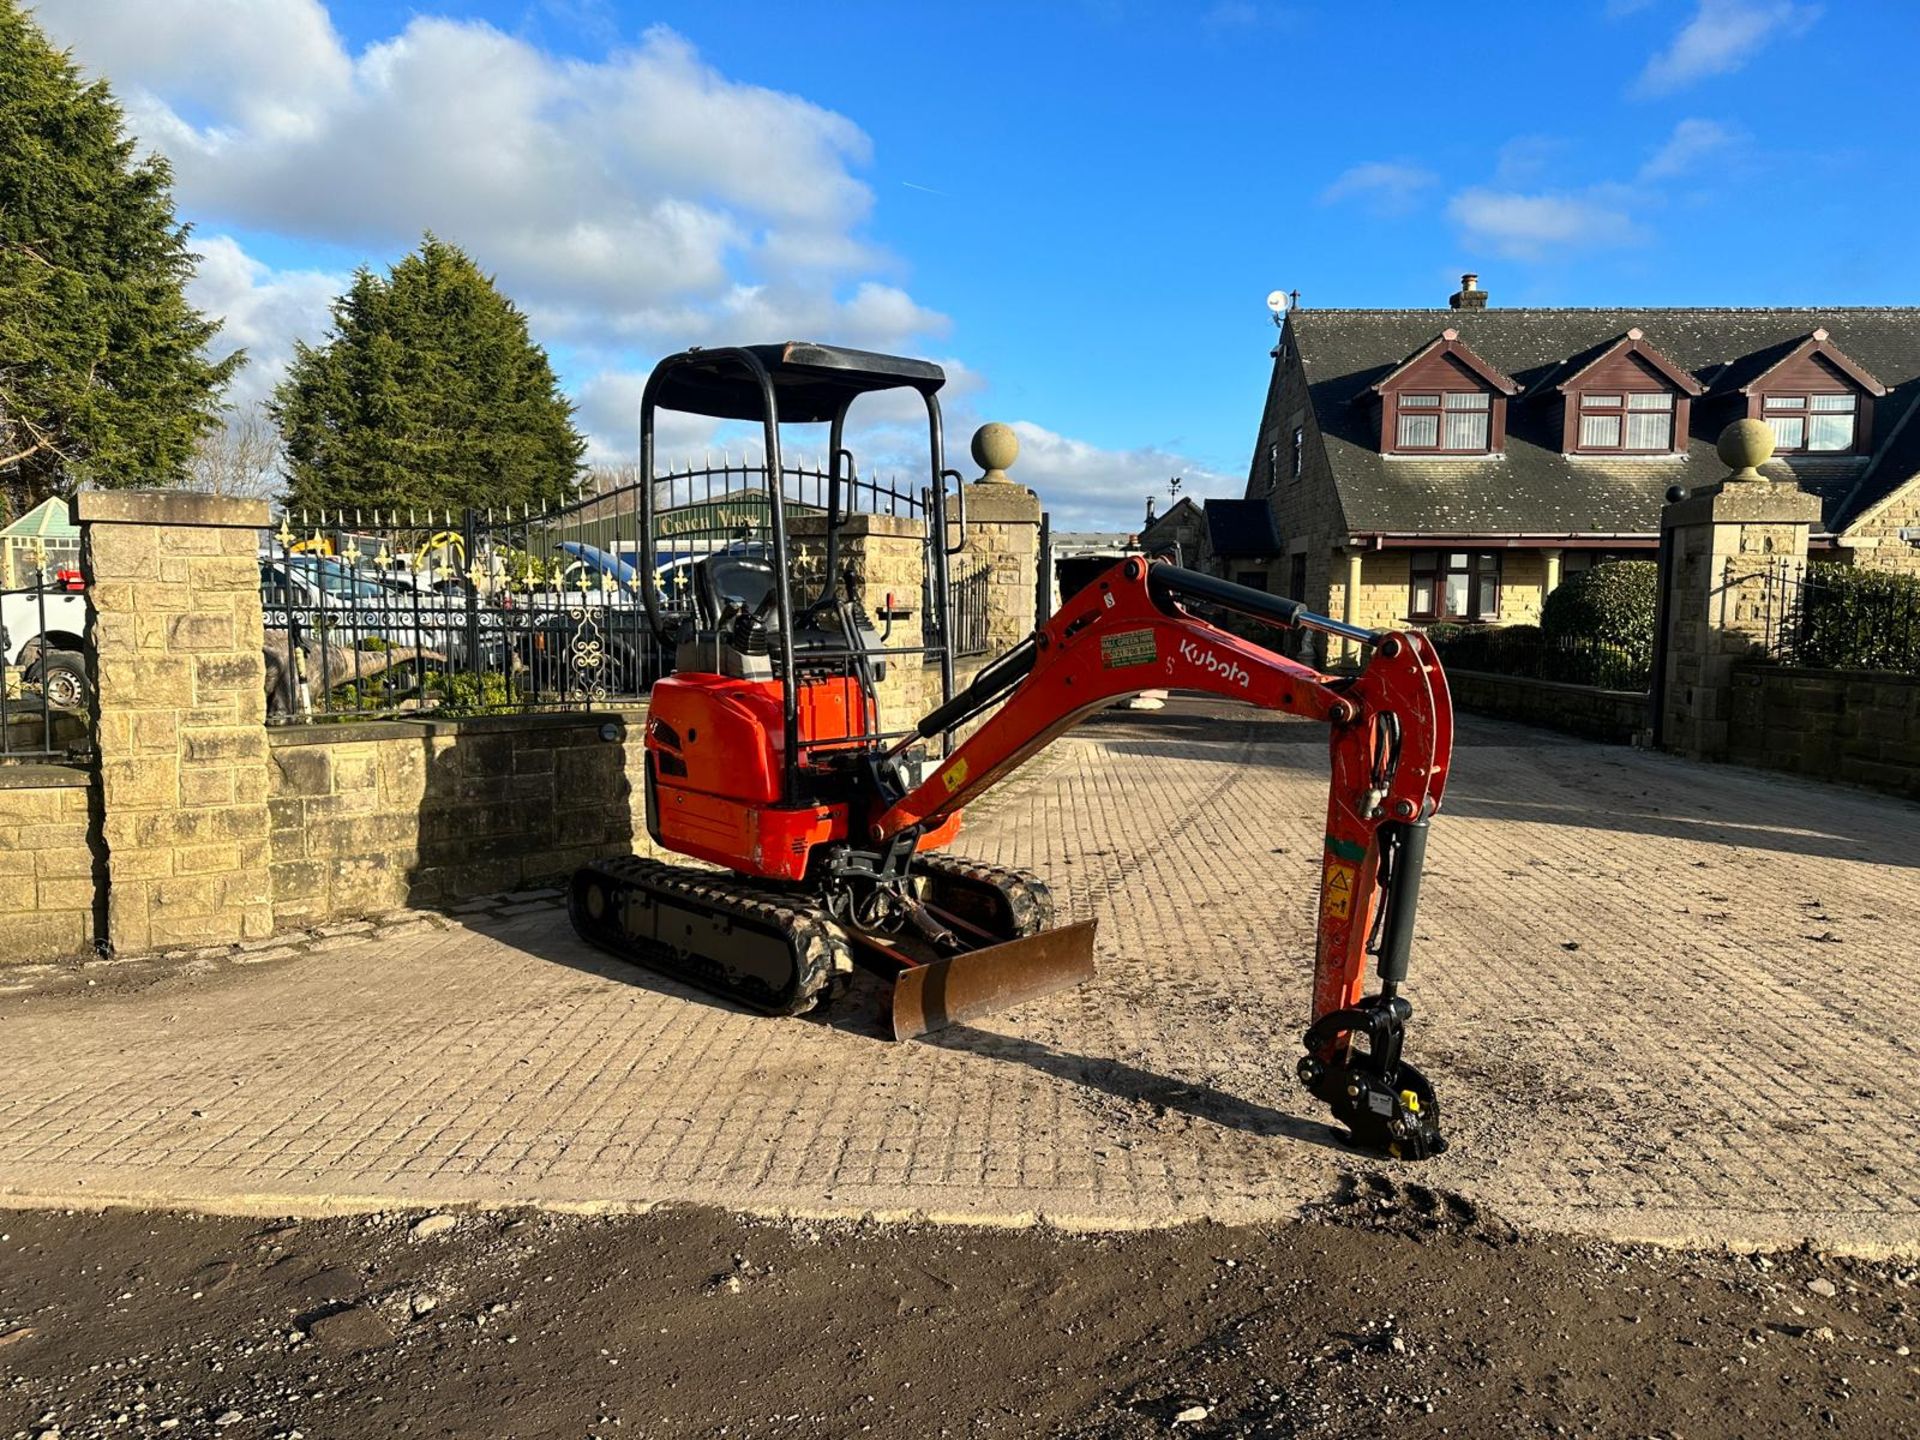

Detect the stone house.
[
  {"left": 1237, "top": 277, "right": 1920, "bottom": 643},
  {"left": 1137, "top": 495, "right": 1280, "bottom": 590}
]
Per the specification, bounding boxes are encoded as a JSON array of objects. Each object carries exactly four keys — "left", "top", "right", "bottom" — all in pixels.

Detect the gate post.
[
  {"left": 963, "top": 423, "right": 1043, "bottom": 658},
  {"left": 789, "top": 511, "right": 928, "bottom": 734},
  {"left": 1657, "top": 420, "right": 1820, "bottom": 759},
  {"left": 74, "top": 492, "right": 274, "bottom": 953}
]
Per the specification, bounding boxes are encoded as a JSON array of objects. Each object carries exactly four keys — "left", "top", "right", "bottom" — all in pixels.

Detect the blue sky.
[{"left": 32, "top": 0, "right": 1920, "bottom": 528}]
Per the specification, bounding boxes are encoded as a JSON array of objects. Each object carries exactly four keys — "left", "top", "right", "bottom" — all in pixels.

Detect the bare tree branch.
[{"left": 183, "top": 402, "right": 285, "bottom": 499}]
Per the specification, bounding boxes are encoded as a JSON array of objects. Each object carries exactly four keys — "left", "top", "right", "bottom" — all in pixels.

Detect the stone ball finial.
[
  {"left": 1717, "top": 417, "right": 1774, "bottom": 479},
  {"left": 972, "top": 422, "right": 1019, "bottom": 483}
]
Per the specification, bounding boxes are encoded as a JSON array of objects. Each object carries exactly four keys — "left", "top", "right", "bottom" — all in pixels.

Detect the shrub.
[
  {"left": 425, "top": 668, "right": 514, "bottom": 716},
  {"left": 1541, "top": 561, "right": 1658, "bottom": 670},
  {"left": 1796, "top": 564, "right": 1920, "bottom": 672}
]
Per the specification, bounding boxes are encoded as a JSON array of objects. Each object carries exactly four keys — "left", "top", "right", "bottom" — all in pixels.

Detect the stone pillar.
[
  {"left": 1543, "top": 547, "right": 1564, "bottom": 598},
  {"left": 962, "top": 423, "right": 1042, "bottom": 658},
  {"left": 75, "top": 492, "right": 273, "bottom": 953},
  {"left": 1339, "top": 547, "right": 1365, "bottom": 667},
  {"left": 789, "top": 512, "right": 929, "bottom": 735},
  {"left": 1658, "top": 420, "right": 1821, "bottom": 759}
]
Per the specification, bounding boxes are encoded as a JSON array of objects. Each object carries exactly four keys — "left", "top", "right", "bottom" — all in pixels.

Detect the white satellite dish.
[{"left": 1265, "top": 289, "right": 1289, "bottom": 314}]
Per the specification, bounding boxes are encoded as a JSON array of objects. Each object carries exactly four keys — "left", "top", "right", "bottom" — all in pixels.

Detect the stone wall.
[
  {"left": 1728, "top": 664, "right": 1920, "bottom": 800},
  {"left": 77, "top": 492, "right": 274, "bottom": 951},
  {"left": 0, "top": 765, "right": 94, "bottom": 962},
  {"left": 790, "top": 512, "right": 936, "bottom": 735},
  {"left": 1443, "top": 670, "right": 1650, "bottom": 745},
  {"left": 1841, "top": 482, "right": 1920, "bottom": 579},
  {"left": 268, "top": 710, "right": 653, "bottom": 926}
]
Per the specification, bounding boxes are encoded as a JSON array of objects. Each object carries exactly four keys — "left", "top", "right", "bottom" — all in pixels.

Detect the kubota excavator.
[{"left": 569, "top": 343, "right": 1453, "bottom": 1159}]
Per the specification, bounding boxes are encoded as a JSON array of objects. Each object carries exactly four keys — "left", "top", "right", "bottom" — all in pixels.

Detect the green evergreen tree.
[
  {"left": 273, "top": 236, "right": 585, "bottom": 513},
  {"left": 0, "top": 1, "right": 238, "bottom": 517}
]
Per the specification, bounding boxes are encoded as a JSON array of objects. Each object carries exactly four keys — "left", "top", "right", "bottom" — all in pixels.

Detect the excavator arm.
[{"left": 874, "top": 557, "right": 1454, "bottom": 1158}]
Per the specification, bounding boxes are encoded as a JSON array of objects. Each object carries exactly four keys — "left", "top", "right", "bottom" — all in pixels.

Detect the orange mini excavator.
[{"left": 569, "top": 343, "right": 1454, "bottom": 1158}]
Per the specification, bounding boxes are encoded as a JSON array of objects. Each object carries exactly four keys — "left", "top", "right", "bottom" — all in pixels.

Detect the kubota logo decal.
[{"left": 1178, "top": 639, "right": 1250, "bottom": 688}]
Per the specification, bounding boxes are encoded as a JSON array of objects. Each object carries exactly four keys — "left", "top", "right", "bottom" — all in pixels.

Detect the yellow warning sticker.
[
  {"left": 1322, "top": 861, "right": 1356, "bottom": 921},
  {"left": 942, "top": 757, "right": 969, "bottom": 793}
]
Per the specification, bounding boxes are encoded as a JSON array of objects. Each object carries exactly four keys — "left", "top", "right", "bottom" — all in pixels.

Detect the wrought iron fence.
[
  {"left": 1426, "top": 624, "right": 1652, "bottom": 691},
  {"left": 1, "top": 562, "right": 92, "bottom": 762},
  {"left": 951, "top": 561, "right": 991, "bottom": 658},
  {"left": 262, "top": 456, "right": 943, "bottom": 724},
  {"left": 1743, "top": 558, "right": 1920, "bottom": 674}
]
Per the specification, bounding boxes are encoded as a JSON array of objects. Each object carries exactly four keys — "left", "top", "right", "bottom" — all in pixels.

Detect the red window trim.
[
  {"left": 1569, "top": 388, "right": 1686, "bottom": 455},
  {"left": 1756, "top": 390, "right": 1863, "bottom": 455},
  {"left": 1407, "top": 550, "right": 1502, "bottom": 622},
  {"left": 1383, "top": 390, "right": 1503, "bottom": 456}
]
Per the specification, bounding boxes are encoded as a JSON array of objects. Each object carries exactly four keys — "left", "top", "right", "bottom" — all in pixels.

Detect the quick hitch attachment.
[
  {"left": 1298, "top": 997, "right": 1445, "bottom": 1160},
  {"left": 1298, "top": 816, "right": 1447, "bottom": 1160}
]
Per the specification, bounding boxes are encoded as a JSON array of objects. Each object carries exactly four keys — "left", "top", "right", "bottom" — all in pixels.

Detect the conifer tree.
[
  {"left": 273, "top": 236, "right": 585, "bottom": 513},
  {"left": 0, "top": 1, "right": 238, "bottom": 517}
]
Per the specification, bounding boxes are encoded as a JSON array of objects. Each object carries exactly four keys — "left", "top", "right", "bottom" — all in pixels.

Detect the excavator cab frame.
[{"left": 633, "top": 342, "right": 964, "bottom": 805}]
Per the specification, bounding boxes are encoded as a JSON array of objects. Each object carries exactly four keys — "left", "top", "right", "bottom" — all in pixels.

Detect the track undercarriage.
[{"left": 568, "top": 852, "right": 1086, "bottom": 1037}]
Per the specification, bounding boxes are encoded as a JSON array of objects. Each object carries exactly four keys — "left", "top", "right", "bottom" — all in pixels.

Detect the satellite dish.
[{"left": 1265, "top": 289, "right": 1289, "bottom": 314}]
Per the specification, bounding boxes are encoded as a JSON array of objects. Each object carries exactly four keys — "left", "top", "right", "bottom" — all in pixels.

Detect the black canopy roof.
[{"left": 649, "top": 342, "right": 946, "bottom": 423}]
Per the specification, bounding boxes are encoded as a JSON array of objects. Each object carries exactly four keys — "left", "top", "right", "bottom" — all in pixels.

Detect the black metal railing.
[
  {"left": 951, "top": 561, "right": 991, "bottom": 658},
  {"left": 1427, "top": 624, "right": 1652, "bottom": 691},
  {"left": 262, "top": 457, "right": 938, "bottom": 724},
  {"left": 1, "top": 563, "right": 92, "bottom": 762},
  {"left": 1744, "top": 558, "right": 1920, "bottom": 674}
]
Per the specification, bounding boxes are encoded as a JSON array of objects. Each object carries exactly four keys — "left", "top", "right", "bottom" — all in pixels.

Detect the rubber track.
[
  {"left": 913, "top": 853, "right": 1056, "bottom": 938},
  {"left": 572, "top": 855, "right": 852, "bottom": 1016}
]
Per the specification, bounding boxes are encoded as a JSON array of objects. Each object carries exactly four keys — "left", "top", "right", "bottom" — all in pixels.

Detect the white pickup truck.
[{"left": 1, "top": 580, "right": 89, "bottom": 709}]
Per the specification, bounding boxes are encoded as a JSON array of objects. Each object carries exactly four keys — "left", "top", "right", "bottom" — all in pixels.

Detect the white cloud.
[
  {"left": 184, "top": 235, "right": 345, "bottom": 407},
  {"left": 1319, "top": 162, "right": 1438, "bottom": 216},
  {"left": 37, "top": 0, "right": 352, "bottom": 142},
  {"left": 1002, "top": 423, "right": 1238, "bottom": 533},
  {"left": 1635, "top": 0, "right": 1820, "bottom": 95},
  {"left": 1447, "top": 188, "right": 1645, "bottom": 260},
  {"left": 35, "top": 7, "right": 945, "bottom": 355},
  {"left": 1638, "top": 117, "right": 1738, "bottom": 180},
  {"left": 1491, "top": 135, "right": 1566, "bottom": 188}
]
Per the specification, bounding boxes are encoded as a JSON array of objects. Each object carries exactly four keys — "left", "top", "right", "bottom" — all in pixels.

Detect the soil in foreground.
[{"left": 3, "top": 1180, "right": 1916, "bottom": 1440}]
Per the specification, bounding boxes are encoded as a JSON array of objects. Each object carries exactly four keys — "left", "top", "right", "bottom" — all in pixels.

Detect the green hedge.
[
  {"left": 1795, "top": 564, "right": 1920, "bottom": 672},
  {"left": 1540, "top": 561, "right": 1658, "bottom": 671}
]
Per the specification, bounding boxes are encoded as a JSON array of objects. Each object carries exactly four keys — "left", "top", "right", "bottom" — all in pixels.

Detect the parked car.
[
  {"left": 259, "top": 554, "right": 511, "bottom": 672},
  {"left": 1, "top": 582, "right": 90, "bottom": 710}
]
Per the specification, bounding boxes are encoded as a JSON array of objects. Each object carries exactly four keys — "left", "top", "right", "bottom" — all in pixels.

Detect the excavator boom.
[{"left": 868, "top": 557, "right": 1454, "bottom": 1157}]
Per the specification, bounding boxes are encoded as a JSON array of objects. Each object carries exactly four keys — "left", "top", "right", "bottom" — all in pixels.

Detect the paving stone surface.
[{"left": 4, "top": 706, "right": 1918, "bottom": 1254}]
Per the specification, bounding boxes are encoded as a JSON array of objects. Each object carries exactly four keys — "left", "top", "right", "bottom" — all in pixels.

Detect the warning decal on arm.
[{"left": 1322, "top": 861, "right": 1356, "bottom": 921}]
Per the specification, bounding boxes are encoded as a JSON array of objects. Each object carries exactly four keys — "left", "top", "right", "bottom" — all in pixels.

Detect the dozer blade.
[{"left": 890, "top": 920, "right": 1097, "bottom": 1041}]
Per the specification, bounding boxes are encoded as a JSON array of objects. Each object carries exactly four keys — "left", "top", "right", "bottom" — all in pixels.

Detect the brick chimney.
[{"left": 1449, "top": 273, "right": 1487, "bottom": 310}]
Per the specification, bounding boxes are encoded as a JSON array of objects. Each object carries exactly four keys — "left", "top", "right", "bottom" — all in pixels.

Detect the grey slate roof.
[
  {"left": 1204, "top": 498, "right": 1282, "bottom": 556},
  {"left": 1286, "top": 308, "right": 1920, "bottom": 537}
]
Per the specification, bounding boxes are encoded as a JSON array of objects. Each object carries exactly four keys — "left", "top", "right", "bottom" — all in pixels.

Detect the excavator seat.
[{"left": 677, "top": 542, "right": 887, "bottom": 685}]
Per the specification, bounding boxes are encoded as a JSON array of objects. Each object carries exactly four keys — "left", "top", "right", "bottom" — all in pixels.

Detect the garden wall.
[
  {"left": 1727, "top": 664, "right": 1920, "bottom": 801},
  {"left": 1443, "top": 670, "right": 1650, "bottom": 745},
  {"left": 267, "top": 709, "right": 655, "bottom": 927},
  {"left": 0, "top": 765, "right": 95, "bottom": 963}
]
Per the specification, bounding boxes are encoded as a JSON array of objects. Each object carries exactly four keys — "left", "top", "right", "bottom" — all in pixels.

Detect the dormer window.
[
  {"left": 1761, "top": 392, "right": 1858, "bottom": 453},
  {"left": 1553, "top": 329, "right": 1700, "bottom": 456},
  {"left": 1396, "top": 392, "right": 1491, "bottom": 452},
  {"left": 1577, "top": 392, "right": 1675, "bottom": 452},
  {"left": 1372, "top": 329, "right": 1518, "bottom": 457},
  {"left": 1734, "top": 328, "right": 1887, "bottom": 458}
]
